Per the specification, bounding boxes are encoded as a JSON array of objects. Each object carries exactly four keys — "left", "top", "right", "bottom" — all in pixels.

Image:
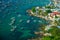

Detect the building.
[
  {"left": 50, "top": 11, "right": 60, "bottom": 17},
  {"left": 48, "top": 11, "right": 60, "bottom": 21}
]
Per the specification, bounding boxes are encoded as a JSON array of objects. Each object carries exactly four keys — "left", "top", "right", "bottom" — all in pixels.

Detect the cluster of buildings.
[
  {"left": 27, "top": 0, "right": 60, "bottom": 39},
  {"left": 27, "top": 6, "right": 60, "bottom": 21},
  {"left": 48, "top": 11, "right": 60, "bottom": 21}
]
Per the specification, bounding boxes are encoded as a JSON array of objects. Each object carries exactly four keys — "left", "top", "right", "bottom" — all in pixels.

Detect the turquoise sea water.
[{"left": 0, "top": 0, "right": 51, "bottom": 40}]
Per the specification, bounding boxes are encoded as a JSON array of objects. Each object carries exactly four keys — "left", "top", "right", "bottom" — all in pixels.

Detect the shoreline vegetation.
[{"left": 27, "top": 1, "right": 60, "bottom": 40}]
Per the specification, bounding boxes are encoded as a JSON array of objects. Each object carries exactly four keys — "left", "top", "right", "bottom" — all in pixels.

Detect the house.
[
  {"left": 50, "top": 11, "right": 60, "bottom": 18},
  {"left": 48, "top": 11, "right": 60, "bottom": 21},
  {"left": 48, "top": 11, "right": 60, "bottom": 20}
]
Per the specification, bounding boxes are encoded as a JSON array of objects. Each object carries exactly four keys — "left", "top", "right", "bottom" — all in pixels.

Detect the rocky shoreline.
[{"left": 27, "top": 4, "right": 60, "bottom": 40}]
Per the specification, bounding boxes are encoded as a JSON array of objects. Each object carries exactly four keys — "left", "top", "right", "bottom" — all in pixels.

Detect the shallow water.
[{"left": 0, "top": 0, "right": 51, "bottom": 40}]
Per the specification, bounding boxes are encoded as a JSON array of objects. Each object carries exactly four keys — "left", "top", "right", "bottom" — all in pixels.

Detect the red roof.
[
  {"left": 50, "top": 12, "right": 60, "bottom": 17},
  {"left": 52, "top": 12, "right": 60, "bottom": 15}
]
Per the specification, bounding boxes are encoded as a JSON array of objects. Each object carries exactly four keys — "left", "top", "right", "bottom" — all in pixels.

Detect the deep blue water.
[
  {"left": 0, "top": 0, "right": 51, "bottom": 40},
  {"left": 0, "top": 0, "right": 51, "bottom": 16}
]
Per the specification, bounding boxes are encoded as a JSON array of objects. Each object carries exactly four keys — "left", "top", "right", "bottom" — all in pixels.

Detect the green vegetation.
[
  {"left": 42, "top": 26, "right": 60, "bottom": 40},
  {"left": 39, "top": 9, "right": 43, "bottom": 15},
  {"left": 42, "top": 36, "right": 51, "bottom": 40},
  {"left": 31, "top": 7, "right": 36, "bottom": 12},
  {"left": 41, "top": 18, "right": 60, "bottom": 40},
  {"left": 28, "top": 5, "right": 60, "bottom": 40},
  {"left": 55, "top": 15, "right": 58, "bottom": 18},
  {"left": 45, "top": 5, "right": 56, "bottom": 9},
  {"left": 45, "top": 10, "right": 52, "bottom": 13},
  {"left": 31, "top": 5, "right": 54, "bottom": 17}
]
